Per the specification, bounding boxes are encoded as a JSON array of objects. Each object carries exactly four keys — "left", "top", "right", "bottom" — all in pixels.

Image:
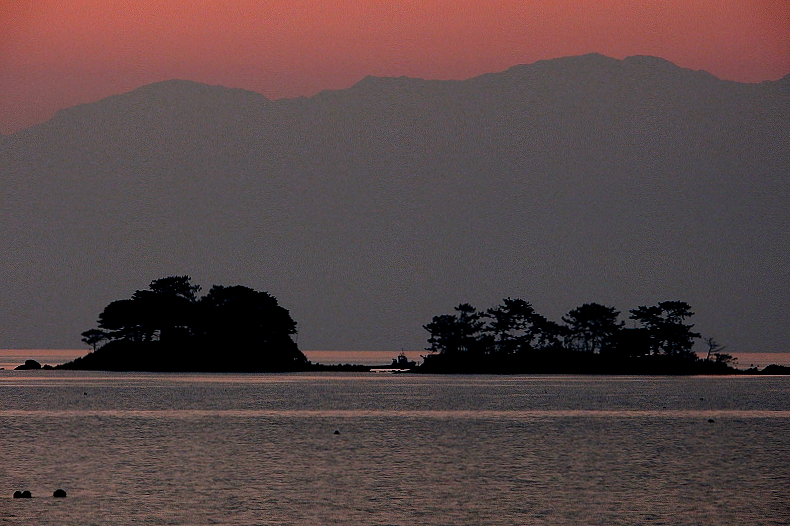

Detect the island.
[
  {"left": 417, "top": 299, "right": 790, "bottom": 375},
  {"left": 57, "top": 276, "right": 310, "bottom": 372},
  {"left": 11, "top": 280, "right": 786, "bottom": 375},
  {"left": 14, "top": 359, "right": 54, "bottom": 370}
]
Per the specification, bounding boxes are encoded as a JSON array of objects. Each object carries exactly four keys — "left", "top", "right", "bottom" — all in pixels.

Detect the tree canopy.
[
  {"left": 562, "top": 303, "right": 624, "bottom": 355},
  {"left": 67, "top": 276, "right": 307, "bottom": 372},
  {"left": 629, "top": 301, "right": 700, "bottom": 358},
  {"left": 421, "top": 298, "right": 714, "bottom": 374}
]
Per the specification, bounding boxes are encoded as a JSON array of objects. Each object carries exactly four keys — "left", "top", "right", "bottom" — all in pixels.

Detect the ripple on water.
[{"left": 2, "top": 373, "right": 789, "bottom": 525}]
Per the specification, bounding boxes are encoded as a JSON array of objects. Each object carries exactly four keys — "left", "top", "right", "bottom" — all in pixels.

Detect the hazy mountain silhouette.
[{"left": 1, "top": 54, "right": 788, "bottom": 353}]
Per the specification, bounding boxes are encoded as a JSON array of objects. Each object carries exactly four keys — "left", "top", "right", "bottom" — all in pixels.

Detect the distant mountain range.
[{"left": 1, "top": 53, "right": 788, "bottom": 353}]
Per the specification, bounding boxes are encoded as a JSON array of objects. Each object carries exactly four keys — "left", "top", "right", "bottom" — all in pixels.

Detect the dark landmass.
[
  {"left": 57, "top": 276, "right": 310, "bottom": 372},
  {"left": 744, "top": 364, "right": 790, "bottom": 376},
  {"left": 12, "top": 286, "right": 789, "bottom": 376},
  {"left": 1, "top": 54, "right": 788, "bottom": 356},
  {"left": 12, "top": 359, "right": 55, "bottom": 371},
  {"left": 14, "top": 354, "right": 787, "bottom": 375},
  {"left": 416, "top": 351, "right": 789, "bottom": 376},
  {"left": 15, "top": 359, "right": 42, "bottom": 370},
  {"left": 56, "top": 339, "right": 310, "bottom": 372},
  {"left": 415, "top": 299, "right": 790, "bottom": 375},
  {"left": 308, "top": 363, "right": 373, "bottom": 372}
]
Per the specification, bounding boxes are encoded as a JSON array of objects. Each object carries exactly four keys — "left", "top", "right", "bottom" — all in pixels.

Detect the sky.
[{"left": 1, "top": 0, "right": 788, "bottom": 135}]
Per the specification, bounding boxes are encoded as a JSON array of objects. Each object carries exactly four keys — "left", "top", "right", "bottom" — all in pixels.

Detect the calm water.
[
  {"left": 0, "top": 350, "right": 431, "bottom": 370},
  {"left": 1, "top": 372, "right": 789, "bottom": 525},
  {"left": 2, "top": 350, "right": 790, "bottom": 371}
]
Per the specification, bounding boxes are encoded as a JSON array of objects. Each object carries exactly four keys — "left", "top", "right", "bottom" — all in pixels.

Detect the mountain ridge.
[
  {"left": 1, "top": 54, "right": 787, "bottom": 353},
  {"left": 9, "top": 53, "right": 770, "bottom": 138}
]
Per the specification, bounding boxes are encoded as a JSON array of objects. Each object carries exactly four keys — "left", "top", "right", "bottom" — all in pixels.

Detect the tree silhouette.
[
  {"left": 419, "top": 298, "right": 733, "bottom": 374},
  {"left": 75, "top": 276, "right": 306, "bottom": 371},
  {"left": 96, "top": 284, "right": 196, "bottom": 344},
  {"left": 531, "top": 316, "right": 563, "bottom": 352},
  {"left": 149, "top": 275, "right": 201, "bottom": 301},
  {"left": 704, "top": 336, "right": 735, "bottom": 366},
  {"left": 629, "top": 301, "right": 700, "bottom": 358},
  {"left": 198, "top": 286, "right": 295, "bottom": 342},
  {"left": 424, "top": 303, "right": 486, "bottom": 354},
  {"left": 81, "top": 328, "right": 108, "bottom": 352},
  {"left": 424, "top": 299, "right": 564, "bottom": 359},
  {"left": 196, "top": 285, "right": 305, "bottom": 370},
  {"left": 485, "top": 298, "right": 562, "bottom": 354},
  {"left": 704, "top": 337, "right": 723, "bottom": 361},
  {"left": 562, "top": 303, "right": 624, "bottom": 354},
  {"left": 97, "top": 298, "right": 155, "bottom": 342},
  {"left": 485, "top": 298, "right": 537, "bottom": 354}
]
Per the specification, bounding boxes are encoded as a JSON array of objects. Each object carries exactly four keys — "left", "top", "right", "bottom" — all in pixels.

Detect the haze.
[
  {"left": 1, "top": 0, "right": 788, "bottom": 134},
  {"left": 1, "top": 54, "right": 788, "bottom": 353},
  {"left": 0, "top": 1, "right": 788, "bottom": 355}
]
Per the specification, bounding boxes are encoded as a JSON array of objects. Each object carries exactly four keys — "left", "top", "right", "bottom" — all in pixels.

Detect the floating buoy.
[{"left": 53, "top": 489, "right": 67, "bottom": 498}]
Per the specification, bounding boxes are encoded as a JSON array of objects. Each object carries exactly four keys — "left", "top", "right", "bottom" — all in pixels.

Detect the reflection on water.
[
  {"left": 3, "top": 408, "right": 790, "bottom": 420},
  {"left": 0, "top": 349, "right": 86, "bottom": 370},
  {"left": 304, "top": 350, "right": 425, "bottom": 366},
  {"left": 3, "top": 349, "right": 790, "bottom": 370},
  {"left": 0, "top": 349, "right": 426, "bottom": 370},
  {"left": 1, "top": 373, "right": 789, "bottom": 525}
]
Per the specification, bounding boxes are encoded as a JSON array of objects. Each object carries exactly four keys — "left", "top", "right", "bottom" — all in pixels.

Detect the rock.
[
  {"left": 13, "top": 491, "right": 22, "bottom": 498},
  {"left": 761, "top": 364, "right": 790, "bottom": 375},
  {"left": 53, "top": 489, "right": 67, "bottom": 498},
  {"left": 14, "top": 360, "right": 42, "bottom": 370},
  {"left": 20, "top": 490, "right": 32, "bottom": 498},
  {"left": 333, "top": 430, "right": 340, "bottom": 435},
  {"left": 707, "top": 418, "right": 715, "bottom": 423}
]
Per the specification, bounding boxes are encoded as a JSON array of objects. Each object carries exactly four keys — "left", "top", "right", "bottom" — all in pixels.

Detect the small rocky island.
[
  {"left": 58, "top": 276, "right": 310, "bottom": 372},
  {"left": 14, "top": 359, "right": 54, "bottom": 370}
]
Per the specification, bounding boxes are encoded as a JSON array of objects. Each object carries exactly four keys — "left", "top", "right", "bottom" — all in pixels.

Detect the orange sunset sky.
[{"left": 1, "top": 0, "right": 788, "bottom": 135}]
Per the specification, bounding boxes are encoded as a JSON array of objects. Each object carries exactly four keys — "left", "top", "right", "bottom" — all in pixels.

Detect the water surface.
[{"left": 1, "top": 373, "right": 788, "bottom": 525}]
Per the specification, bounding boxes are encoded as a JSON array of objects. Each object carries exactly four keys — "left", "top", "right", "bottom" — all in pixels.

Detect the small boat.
[{"left": 390, "top": 352, "right": 417, "bottom": 369}]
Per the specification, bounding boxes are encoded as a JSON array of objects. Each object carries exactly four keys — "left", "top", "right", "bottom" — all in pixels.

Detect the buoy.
[
  {"left": 333, "top": 430, "right": 340, "bottom": 435},
  {"left": 53, "top": 489, "right": 67, "bottom": 498}
]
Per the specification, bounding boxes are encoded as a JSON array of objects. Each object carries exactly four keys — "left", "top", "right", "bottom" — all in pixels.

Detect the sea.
[
  {"left": 2, "top": 349, "right": 790, "bottom": 371},
  {"left": 1, "top": 351, "right": 789, "bottom": 525}
]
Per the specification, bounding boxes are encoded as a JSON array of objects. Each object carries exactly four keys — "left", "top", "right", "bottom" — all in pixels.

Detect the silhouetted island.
[
  {"left": 3, "top": 54, "right": 788, "bottom": 360},
  {"left": 31, "top": 281, "right": 788, "bottom": 375},
  {"left": 15, "top": 359, "right": 42, "bottom": 370},
  {"left": 58, "top": 276, "right": 310, "bottom": 372},
  {"left": 416, "top": 299, "right": 788, "bottom": 375}
]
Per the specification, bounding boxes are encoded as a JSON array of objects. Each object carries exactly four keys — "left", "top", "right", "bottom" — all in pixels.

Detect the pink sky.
[{"left": 1, "top": 0, "right": 788, "bottom": 134}]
